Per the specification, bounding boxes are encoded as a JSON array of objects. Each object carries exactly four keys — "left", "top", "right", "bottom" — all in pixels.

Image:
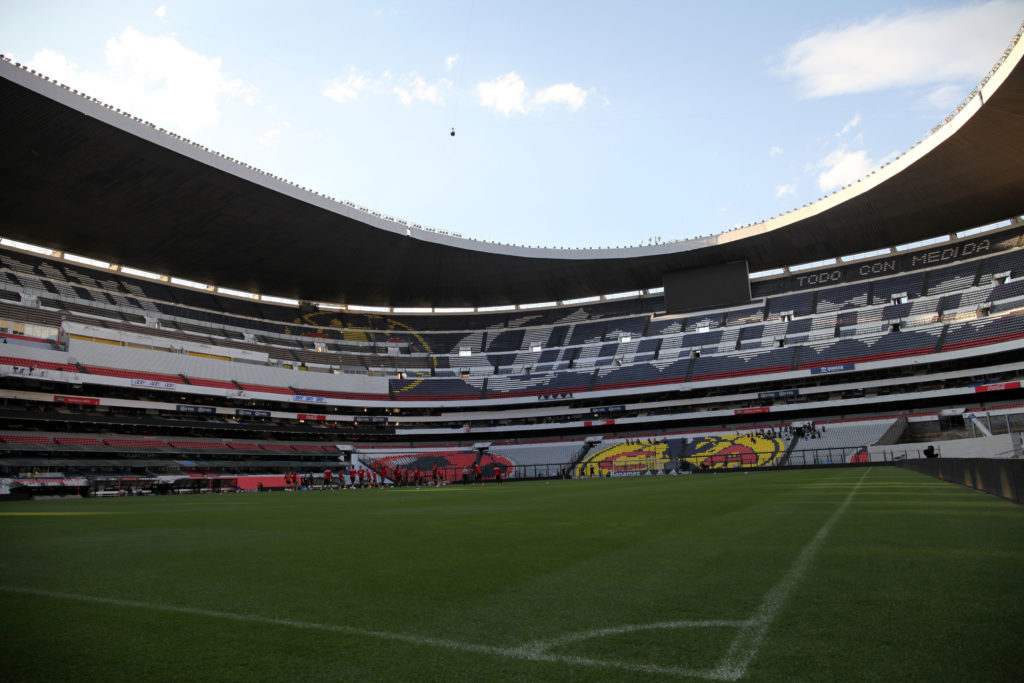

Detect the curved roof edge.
[{"left": 0, "top": 23, "right": 1023, "bottom": 307}]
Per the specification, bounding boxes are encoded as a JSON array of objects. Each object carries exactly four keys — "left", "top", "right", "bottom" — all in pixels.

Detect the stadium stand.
[{"left": 1, "top": 44, "right": 1024, "bottom": 490}]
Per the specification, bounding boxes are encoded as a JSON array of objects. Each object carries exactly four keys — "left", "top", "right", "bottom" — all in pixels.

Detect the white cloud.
[
  {"left": 816, "top": 147, "right": 871, "bottom": 191},
  {"left": 837, "top": 113, "right": 860, "bottom": 136},
  {"left": 780, "top": 0, "right": 1024, "bottom": 97},
  {"left": 476, "top": 72, "right": 529, "bottom": 115},
  {"left": 445, "top": 54, "right": 459, "bottom": 71},
  {"left": 532, "top": 83, "right": 588, "bottom": 112},
  {"left": 476, "top": 72, "right": 590, "bottom": 116},
  {"left": 325, "top": 69, "right": 448, "bottom": 107},
  {"left": 27, "top": 49, "right": 77, "bottom": 83},
  {"left": 259, "top": 120, "right": 291, "bottom": 146},
  {"left": 393, "top": 75, "right": 447, "bottom": 106},
  {"left": 154, "top": 5, "right": 166, "bottom": 20},
  {"left": 812, "top": 145, "right": 901, "bottom": 192},
  {"left": 776, "top": 183, "right": 796, "bottom": 198},
  {"left": 323, "top": 68, "right": 370, "bottom": 103},
  {"left": 769, "top": 146, "right": 783, "bottom": 157},
  {"left": 28, "top": 28, "right": 258, "bottom": 135}
]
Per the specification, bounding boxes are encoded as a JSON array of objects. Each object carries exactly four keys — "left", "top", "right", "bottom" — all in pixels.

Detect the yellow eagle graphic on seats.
[
  {"left": 575, "top": 440, "right": 670, "bottom": 476},
  {"left": 683, "top": 434, "right": 786, "bottom": 469},
  {"left": 575, "top": 434, "right": 786, "bottom": 476}
]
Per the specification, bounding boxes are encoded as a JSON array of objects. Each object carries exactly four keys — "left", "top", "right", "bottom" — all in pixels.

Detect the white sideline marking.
[
  {"left": 0, "top": 584, "right": 721, "bottom": 678},
  {"left": 0, "top": 585, "right": 507, "bottom": 655},
  {"left": 711, "top": 466, "right": 872, "bottom": 681},
  {"left": 0, "top": 468, "right": 871, "bottom": 680},
  {"left": 516, "top": 619, "right": 752, "bottom": 654}
]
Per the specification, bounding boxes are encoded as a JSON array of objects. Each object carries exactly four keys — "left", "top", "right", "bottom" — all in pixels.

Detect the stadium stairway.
[
  {"left": 935, "top": 324, "right": 949, "bottom": 353},
  {"left": 565, "top": 440, "right": 598, "bottom": 474},
  {"left": 684, "top": 354, "right": 697, "bottom": 381},
  {"left": 774, "top": 435, "right": 802, "bottom": 468}
]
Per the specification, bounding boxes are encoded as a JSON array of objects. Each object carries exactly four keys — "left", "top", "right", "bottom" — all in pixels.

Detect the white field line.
[
  {"left": 710, "top": 466, "right": 872, "bottom": 681},
  {"left": 0, "top": 584, "right": 730, "bottom": 679},
  {"left": 0, "top": 585, "right": 506, "bottom": 653},
  {"left": 0, "top": 467, "right": 871, "bottom": 680}
]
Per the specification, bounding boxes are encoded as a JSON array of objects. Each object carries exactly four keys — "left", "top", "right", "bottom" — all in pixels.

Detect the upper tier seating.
[
  {"left": 942, "top": 312, "right": 1024, "bottom": 351},
  {"left": 767, "top": 291, "right": 815, "bottom": 318},
  {"left": 1, "top": 227, "right": 1023, "bottom": 410},
  {"left": 486, "top": 369, "right": 595, "bottom": 397},
  {"left": 797, "top": 328, "right": 942, "bottom": 368},
  {"left": 815, "top": 283, "right": 869, "bottom": 313},
  {"left": 872, "top": 272, "right": 925, "bottom": 304},
  {"left": 691, "top": 347, "right": 795, "bottom": 381},
  {"left": 390, "top": 376, "right": 485, "bottom": 400},
  {"left": 926, "top": 261, "right": 980, "bottom": 295},
  {"left": 593, "top": 356, "right": 691, "bottom": 389}
]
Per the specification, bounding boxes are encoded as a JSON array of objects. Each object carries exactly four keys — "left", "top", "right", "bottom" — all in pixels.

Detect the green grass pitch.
[{"left": 1, "top": 466, "right": 1022, "bottom": 681}]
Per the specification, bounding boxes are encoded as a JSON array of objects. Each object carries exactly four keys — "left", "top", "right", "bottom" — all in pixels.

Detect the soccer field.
[{"left": 1, "top": 466, "right": 1022, "bottom": 681}]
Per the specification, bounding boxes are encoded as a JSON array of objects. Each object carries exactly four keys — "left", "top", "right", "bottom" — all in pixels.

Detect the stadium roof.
[{"left": 1, "top": 31, "right": 1023, "bottom": 309}]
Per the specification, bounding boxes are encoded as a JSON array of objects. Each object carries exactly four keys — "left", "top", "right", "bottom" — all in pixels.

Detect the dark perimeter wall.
[{"left": 898, "top": 457, "right": 1024, "bottom": 504}]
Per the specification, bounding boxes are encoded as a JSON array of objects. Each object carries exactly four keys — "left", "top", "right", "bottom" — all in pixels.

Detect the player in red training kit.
[
  {"left": 494, "top": 464, "right": 503, "bottom": 485},
  {"left": 323, "top": 468, "right": 332, "bottom": 490},
  {"left": 473, "top": 463, "right": 482, "bottom": 486}
]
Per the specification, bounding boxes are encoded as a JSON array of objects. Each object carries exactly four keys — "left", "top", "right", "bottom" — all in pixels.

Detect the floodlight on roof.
[
  {"left": 562, "top": 295, "right": 601, "bottom": 305},
  {"left": 605, "top": 290, "right": 642, "bottom": 300},
  {"left": 894, "top": 235, "right": 950, "bottom": 252},
  {"left": 749, "top": 268, "right": 785, "bottom": 279},
  {"left": 217, "top": 287, "right": 257, "bottom": 299},
  {"left": 261, "top": 295, "right": 299, "bottom": 306},
  {"left": 121, "top": 266, "right": 162, "bottom": 280},
  {"left": 789, "top": 258, "right": 837, "bottom": 272},
  {"left": 171, "top": 276, "right": 210, "bottom": 290},
  {"left": 840, "top": 248, "right": 891, "bottom": 263},
  {"left": 955, "top": 223, "right": 1001, "bottom": 238},
  {"left": 64, "top": 252, "right": 111, "bottom": 268},
  {"left": 0, "top": 238, "right": 53, "bottom": 256}
]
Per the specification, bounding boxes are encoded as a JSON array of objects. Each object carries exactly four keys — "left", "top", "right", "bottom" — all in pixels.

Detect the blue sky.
[{"left": 2, "top": 1, "right": 1022, "bottom": 249}]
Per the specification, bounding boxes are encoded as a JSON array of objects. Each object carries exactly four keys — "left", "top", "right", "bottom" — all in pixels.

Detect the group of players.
[
  {"left": 283, "top": 467, "right": 381, "bottom": 490},
  {"left": 382, "top": 463, "right": 446, "bottom": 487}
]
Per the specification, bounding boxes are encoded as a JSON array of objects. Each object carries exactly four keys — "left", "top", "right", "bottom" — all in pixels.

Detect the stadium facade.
[{"left": 0, "top": 25, "right": 1023, "bottom": 495}]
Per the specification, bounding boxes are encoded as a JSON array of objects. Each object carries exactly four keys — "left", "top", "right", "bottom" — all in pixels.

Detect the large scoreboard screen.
[{"left": 663, "top": 260, "right": 751, "bottom": 314}]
